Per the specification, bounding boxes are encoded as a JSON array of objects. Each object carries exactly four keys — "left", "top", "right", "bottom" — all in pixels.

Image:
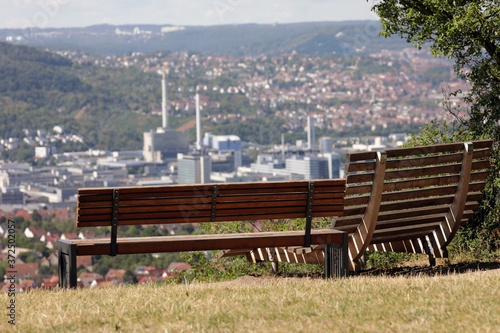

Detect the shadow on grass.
[{"left": 352, "top": 261, "right": 500, "bottom": 277}]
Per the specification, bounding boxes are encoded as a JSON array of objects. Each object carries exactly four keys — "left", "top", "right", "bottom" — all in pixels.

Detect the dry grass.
[{"left": 2, "top": 269, "right": 499, "bottom": 332}]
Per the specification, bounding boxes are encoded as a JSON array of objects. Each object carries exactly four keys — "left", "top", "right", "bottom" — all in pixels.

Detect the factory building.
[{"left": 143, "top": 71, "right": 189, "bottom": 163}]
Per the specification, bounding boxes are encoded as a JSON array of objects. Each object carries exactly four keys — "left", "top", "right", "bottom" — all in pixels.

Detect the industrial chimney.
[
  {"left": 195, "top": 93, "right": 202, "bottom": 151},
  {"left": 305, "top": 115, "right": 316, "bottom": 149},
  {"left": 161, "top": 71, "right": 168, "bottom": 129}
]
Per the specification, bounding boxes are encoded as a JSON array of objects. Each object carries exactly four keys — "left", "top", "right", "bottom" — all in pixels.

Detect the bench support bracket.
[
  {"left": 324, "top": 231, "right": 349, "bottom": 278},
  {"left": 110, "top": 188, "right": 120, "bottom": 256},
  {"left": 58, "top": 240, "right": 77, "bottom": 288},
  {"left": 304, "top": 181, "right": 315, "bottom": 247},
  {"left": 210, "top": 185, "right": 218, "bottom": 222}
]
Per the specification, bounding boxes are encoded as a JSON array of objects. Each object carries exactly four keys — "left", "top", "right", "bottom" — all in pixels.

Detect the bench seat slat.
[{"left": 72, "top": 229, "right": 347, "bottom": 256}]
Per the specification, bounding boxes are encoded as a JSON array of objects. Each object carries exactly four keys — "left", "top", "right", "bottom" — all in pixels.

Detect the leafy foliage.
[{"left": 372, "top": 0, "right": 500, "bottom": 252}]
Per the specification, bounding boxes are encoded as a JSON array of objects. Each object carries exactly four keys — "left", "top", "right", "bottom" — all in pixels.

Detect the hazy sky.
[{"left": 1, "top": 0, "right": 378, "bottom": 29}]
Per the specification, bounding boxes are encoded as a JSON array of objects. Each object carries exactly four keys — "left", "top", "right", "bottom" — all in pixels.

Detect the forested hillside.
[
  {"left": 2, "top": 22, "right": 410, "bottom": 57},
  {"left": 0, "top": 42, "right": 165, "bottom": 151}
]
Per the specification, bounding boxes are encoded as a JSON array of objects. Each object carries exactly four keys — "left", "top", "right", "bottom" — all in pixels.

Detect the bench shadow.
[{"left": 352, "top": 261, "right": 500, "bottom": 277}]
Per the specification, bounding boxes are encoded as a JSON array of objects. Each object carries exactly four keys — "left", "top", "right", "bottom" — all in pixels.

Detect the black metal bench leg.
[
  {"left": 58, "top": 240, "right": 77, "bottom": 288},
  {"left": 423, "top": 236, "right": 436, "bottom": 267},
  {"left": 324, "top": 232, "right": 349, "bottom": 278}
]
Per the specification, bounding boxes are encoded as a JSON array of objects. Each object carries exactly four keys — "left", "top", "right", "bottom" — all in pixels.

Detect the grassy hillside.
[{"left": 3, "top": 269, "right": 499, "bottom": 332}]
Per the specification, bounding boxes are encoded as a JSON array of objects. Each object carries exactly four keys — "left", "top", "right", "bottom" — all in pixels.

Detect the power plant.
[
  {"left": 143, "top": 70, "right": 189, "bottom": 163},
  {"left": 177, "top": 93, "right": 212, "bottom": 184}
]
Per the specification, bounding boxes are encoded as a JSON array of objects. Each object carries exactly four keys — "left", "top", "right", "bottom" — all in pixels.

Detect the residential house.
[
  {"left": 105, "top": 269, "right": 126, "bottom": 285},
  {"left": 24, "top": 226, "right": 46, "bottom": 241},
  {"left": 78, "top": 272, "right": 103, "bottom": 288}
]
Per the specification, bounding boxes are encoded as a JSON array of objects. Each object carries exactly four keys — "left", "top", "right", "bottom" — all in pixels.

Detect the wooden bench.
[
  {"left": 58, "top": 179, "right": 348, "bottom": 287},
  {"left": 243, "top": 140, "right": 493, "bottom": 271}
]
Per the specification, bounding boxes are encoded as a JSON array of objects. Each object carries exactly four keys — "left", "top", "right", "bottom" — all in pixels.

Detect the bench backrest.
[
  {"left": 77, "top": 179, "right": 345, "bottom": 253},
  {"left": 77, "top": 179, "right": 345, "bottom": 227},
  {"left": 332, "top": 140, "right": 493, "bottom": 269}
]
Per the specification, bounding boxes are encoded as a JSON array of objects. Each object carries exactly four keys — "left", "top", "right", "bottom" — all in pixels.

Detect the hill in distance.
[{"left": 0, "top": 21, "right": 410, "bottom": 57}]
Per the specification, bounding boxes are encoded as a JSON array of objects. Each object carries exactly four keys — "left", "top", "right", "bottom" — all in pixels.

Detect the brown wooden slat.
[
  {"left": 384, "top": 163, "right": 462, "bottom": 180},
  {"left": 346, "top": 173, "right": 375, "bottom": 184},
  {"left": 77, "top": 197, "right": 344, "bottom": 216},
  {"left": 78, "top": 194, "right": 112, "bottom": 203},
  {"left": 387, "top": 150, "right": 491, "bottom": 170},
  {"left": 346, "top": 148, "right": 491, "bottom": 173},
  {"left": 78, "top": 179, "right": 346, "bottom": 196},
  {"left": 76, "top": 209, "right": 344, "bottom": 228},
  {"left": 345, "top": 171, "right": 489, "bottom": 196},
  {"left": 370, "top": 228, "right": 436, "bottom": 244},
  {"left": 333, "top": 201, "right": 479, "bottom": 229},
  {"left": 346, "top": 161, "right": 376, "bottom": 173},
  {"left": 78, "top": 203, "right": 213, "bottom": 216},
  {"left": 342, "top": 192, "right": 482, "bottom": 217},
  {"left": 219, "top": 184, "right": 344, "bottom": 196},
  {"left": 345, "top": 184, "right": 373, "bottom": 196},
  {"left": 345, "top": 185, "right": 458, "bottom": 207},
  {"left": 346, "top": 182, "right": 485, "bottom": 207},
  {"left": 74, "top": 229, "right": 346, "bottom": 256},
  {"left": 335, "top": 205, "right": 448, "bottom": 228},
  {"left": 374, "top": 215, "right": 444, "bottom": 231},
  {"left": 78, "top": 200, "right": 113, "bottom": 209},
  {"left": 216, "top": 192, "right": 342, "bottom": 203},
  {"left": 217, "top": 198, "right": 344, "bottom": 210},
  {"left": 369, "top": 233, "right": 429, "bottom": 245},
  {"left": 105, "top": 204, "right": 344, "bottom": 221},
  {"left": 348, "top": 140, "right": 493, "bottom": 162}
]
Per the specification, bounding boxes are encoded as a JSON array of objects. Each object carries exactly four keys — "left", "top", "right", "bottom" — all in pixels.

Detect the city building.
[{"left": 177, "top": 153, "right": 212, "bottom": 184}]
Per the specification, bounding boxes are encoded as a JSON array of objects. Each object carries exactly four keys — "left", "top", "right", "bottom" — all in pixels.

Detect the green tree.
[
  {"left": 372, "top": 0, "right": 500, "bottom": 251},
  {"left": 372, "top": 1, "right": 500, "bottom": 133}
]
